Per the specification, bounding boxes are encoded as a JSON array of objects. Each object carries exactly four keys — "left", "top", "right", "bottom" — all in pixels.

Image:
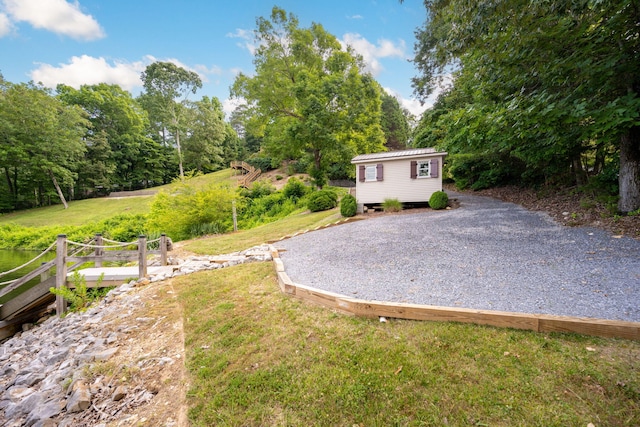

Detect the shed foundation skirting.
[{"left": 269, "top": 248, "right": 640, "bottom": 341}]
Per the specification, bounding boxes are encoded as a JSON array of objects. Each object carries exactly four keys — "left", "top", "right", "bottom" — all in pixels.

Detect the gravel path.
[{"left": 276, "top": 192, "right": 640, "bottom": 322}]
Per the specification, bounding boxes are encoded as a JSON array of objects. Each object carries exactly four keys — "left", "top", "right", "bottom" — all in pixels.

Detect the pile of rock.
[{"left": 0, "top": 245, "right": 274, "bottom": 426}]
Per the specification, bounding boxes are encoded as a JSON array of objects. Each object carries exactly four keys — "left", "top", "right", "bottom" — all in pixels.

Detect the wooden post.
[
  {"left": 138, "top": 235, "right": 147, "bottom": 279},
  {"left": 232, "top": 200, "right": 238, "bottom": 232},
  {"left": 94, "top": 233, "right": 103, "bottom": 268},
  {"left": 40, "top": 262, "right": 50, "bottom": 282},
  {"left": 55, "top": 234, "right": 67, "bottom": 315},
  {"left": 160, "top": 234, "right": 167, "bottom": 266}
]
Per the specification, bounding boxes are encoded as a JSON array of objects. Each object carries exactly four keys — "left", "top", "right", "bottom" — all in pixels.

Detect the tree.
[
  {"left": 140, "top": 62, "right": 202, "bottom": 180},
  {"left": 380, "top": 92, "right": 411, "bottom": 150},
  {"left": 231, "top": 7, "right": 385, "bottom": 187},
  {"left": 0, "top": 81, "right": 87, "bottom": 209},
  {"left": 412, "top": 0, "right": 640, "bottom": 212},
  {"left": 57, "top": 83, "right": 159, "bottom": 192},
  {"left": 182, "top": 96, "right": 226, "bottom": 173}
]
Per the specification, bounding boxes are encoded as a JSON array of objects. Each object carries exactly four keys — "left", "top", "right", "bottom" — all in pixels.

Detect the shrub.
[
  {"left": 50, "top": 271, "right": 112, "bottom": 313},
  {"left": 382, "top": 198, "right": 403, "bottom": 213},
  {"left": 246, "top": 156, "right": 275, "bottom": 172},
  {"left": 248, "top": 180, "right": 275, "bottom": 198},
  {"left": 448, "top": 153, "right": 527, "bottom": 190},
  {"left": 283, "top": 177, "right": 308, "bottom": 200},
  {"left": 146, "top": 184, "right": 234, "bottom": 241},
  {"left": 429, "top": 191, "right": 449, "bottom": 210},
  {"left": 307, "top": 190, "right": 338, "bottom": 212},
  {"left": 340, "top": 194, "right": 357, "bottom": 217}
]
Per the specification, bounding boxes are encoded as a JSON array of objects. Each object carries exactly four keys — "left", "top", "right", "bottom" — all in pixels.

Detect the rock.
[
  {"left": 112, "top": 385, "right": 127, "bottom": 401},
  {"left": 65, "top": 381, "right": 91, "bottom": 413},
  {"left": 0, "top": 245, "right": 276, "bottom": 426},
  {"left": 24, "top": 399, "right": 65, "bottom": 426}
]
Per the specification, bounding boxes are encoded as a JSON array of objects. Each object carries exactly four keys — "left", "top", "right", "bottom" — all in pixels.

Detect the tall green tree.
[
  {"left": 0, "top": 81, "right": 87, "bottom": 209},
  {"left": 140, "top": 62, "right": 202, "bottom": 180},
  {"left": 57, "top": 83, "right": 160, "bottom": 192},
  {"left": 182, "top": 96, "right": 226, "bottom": 173},
  {"left": 380, "top": 92, "right": 411, "bottom": 150},
  {"left": 412, "top": 0, "right": 640, "bottom": 212},
  {"left": 231, "top": 7, "right": 385, "bottom": 187}
]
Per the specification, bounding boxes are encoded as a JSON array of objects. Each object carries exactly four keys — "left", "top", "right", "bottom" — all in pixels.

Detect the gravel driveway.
[{"left": 276, "top": 192, "right": 640, "bottom": 322}]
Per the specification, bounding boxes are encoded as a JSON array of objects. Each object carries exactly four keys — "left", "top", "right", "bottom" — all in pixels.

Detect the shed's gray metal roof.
[{"left": 351, "top": 148, "right": 447, "bottom": 163}]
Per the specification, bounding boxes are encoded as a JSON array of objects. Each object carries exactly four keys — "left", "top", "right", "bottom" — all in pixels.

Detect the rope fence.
[{"left": 0, "top": 241, "right": 56, "bottom": 278}]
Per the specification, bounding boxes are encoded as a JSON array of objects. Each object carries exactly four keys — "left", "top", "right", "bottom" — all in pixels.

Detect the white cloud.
[
  {"left": 383, "top": 87, "right": 428, "bottom": 117},
  {"left": 341, "top": 33, "right": 406, "bottom": 76},
  {"left": 383, "top": 72, "right": 453, "bottom": 118},
  {"left": 0, "top": 12, "right": 13, "bottom": 37},
  {"left": 347, "top": 14, "right": 363, "bottom": 20},
  {"left": 222, "top": 96, "right": 245, "bottom": 118},
  {"left": 30, "top": 55, "right": 145, "bottom": 90},
  {"left": 226, "top": 28, "right": 258, "bottom": 55},
  {"left": 2, "top": 0, "right": 104, "bottom": 40},
  {"left": 195, "top": 64, "right": 222, "bottom": 77}
]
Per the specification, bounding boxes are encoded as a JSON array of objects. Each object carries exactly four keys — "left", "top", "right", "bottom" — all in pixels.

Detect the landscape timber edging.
[{"left": 269, "top": 247, "right": 640, "bottom": 341}]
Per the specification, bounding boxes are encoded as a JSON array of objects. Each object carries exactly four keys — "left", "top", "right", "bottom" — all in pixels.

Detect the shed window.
[
  {"left": 417, "top": 161, "right": 431, "bottom": 178},
  {"left": 411, "top": 159, "right": 439, "bottom": 179},
  {"left": 365, "top": 165, "right": 377, "bottom": 181},
  {"left": 360, "top": 163, "right": 383, "bottom": 182}
]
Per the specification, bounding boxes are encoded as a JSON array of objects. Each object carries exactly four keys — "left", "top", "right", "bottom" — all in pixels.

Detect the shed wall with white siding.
[{"left": 351, "top": 149, "right": 447, "bottom": 205}]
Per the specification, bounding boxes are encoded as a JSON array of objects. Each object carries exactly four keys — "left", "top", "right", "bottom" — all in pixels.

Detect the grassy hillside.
[{"left": 0, "top": 169, "right": 236, "bottom": 228}]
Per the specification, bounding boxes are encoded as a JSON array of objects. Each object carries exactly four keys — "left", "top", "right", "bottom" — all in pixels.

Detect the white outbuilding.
[{"left": 351, "top": 148, "right": 448, "bottom": 211}]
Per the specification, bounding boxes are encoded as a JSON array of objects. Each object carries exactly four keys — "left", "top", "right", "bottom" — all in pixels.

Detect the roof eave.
[{"left": 351, "top": 151, "right": 448, "bottom": 164}]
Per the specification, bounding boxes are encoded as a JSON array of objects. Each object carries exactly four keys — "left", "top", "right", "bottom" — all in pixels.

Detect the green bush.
[
  {"left": 382, "top": 198, "right": 403, "bottom": 213},
  {"left": 248, "top": 180, "right": 275, "bottom": 199},
  {"left": 449, "top": 153, "right": 527, "bottom": 190},
  {"left": 307, "top": 190, "right": 338, "bottom": 212},
  {"left": 283, "top": 177, "right": 308, "bottom": 200},
  {"left": 340, "top": 194, "right": 357, "bottom": 217},
  {"left": 0, "top": 213, "right": 149, "bottom": 250},
  {"left": 429, "top": 191, "right": 449, "bottom": 210},
  {"left": 146, "top": 184, "right": 234, "bottom": 241},
  {"left": 50, "top": 271, "right": 112, "bottom": 313},
  {"left": 246, "top": 156, "right": 275, "bottom": 172}
]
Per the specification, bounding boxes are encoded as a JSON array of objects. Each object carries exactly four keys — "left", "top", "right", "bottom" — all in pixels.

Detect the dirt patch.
[{"left": 64, "top": 278, "right": 190, "bottom": 427}]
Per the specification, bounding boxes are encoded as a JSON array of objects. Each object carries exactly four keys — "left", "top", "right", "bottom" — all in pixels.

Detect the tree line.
[
  {"left": 0, "top": 73, "right": 244, "bottom": 212},
  {"left": 0, "top": 7, "right": 411, "bottom": 213},
  {"left": 4, "top": 2, "right": 635, "bottom": 215},
  {"left": 410, "top": 0, "right": 639, "bottom": 213}
]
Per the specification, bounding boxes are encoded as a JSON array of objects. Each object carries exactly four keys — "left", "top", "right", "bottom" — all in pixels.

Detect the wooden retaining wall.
[{"left": 271, "top": 249, "right": 640, "bottom": 341}]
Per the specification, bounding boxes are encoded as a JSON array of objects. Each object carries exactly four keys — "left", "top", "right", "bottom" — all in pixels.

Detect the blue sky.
[{"left": 0, "top": 0, "right": 437, "bottom": 117}]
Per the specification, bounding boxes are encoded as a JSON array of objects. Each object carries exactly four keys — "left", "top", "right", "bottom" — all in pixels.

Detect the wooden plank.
[
  {"left": 273, "top": 258, "right": 285, "bottom": 273},
  {"left": 0, "top": 277, "right": 55, "bottom": 320},
  {"left": 67, "top": 252, "right": 139, "bottom": 263},
  {"left": 340, "top": 298, "right": 541, "bottom": 331},
  {"left": 289, "top": 283, "right": 355, "bottom": 316},
  {"left": 276, "top": 271, "right": 296, "bottom": 294},
  {"left": 0, "top": 260, "right": 55, "bottom": 298},
  {"left": 272, "top": 279, "right": 640, "bottom": 340},
  {"left": 538, "top": 317, "right": 640, "bottom": 341}
]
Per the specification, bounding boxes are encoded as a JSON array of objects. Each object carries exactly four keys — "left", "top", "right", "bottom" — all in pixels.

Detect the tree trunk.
[
  {"left": 4, "top": 167, "right": 15, "bottom": 198},
  {"left": 48, "top": 169, "right": 69, "bottom": 209},
  {"left": 618, "top": 125, "right": 640, "bottom": 213},
  {"left": 176, "top": 128, "right": 185, "bottom": 180}
]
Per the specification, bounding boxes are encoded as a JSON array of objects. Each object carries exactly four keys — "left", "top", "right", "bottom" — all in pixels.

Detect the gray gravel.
[{"left": 276, "top": 192, "right": 640, "bottom": 322}]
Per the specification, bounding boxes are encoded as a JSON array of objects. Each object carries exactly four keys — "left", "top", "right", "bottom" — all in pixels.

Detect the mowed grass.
[
  {"left": 182, "top": 209, "right": 349, "bottom": 255},
  {"left": 176, "top": 262, "right": 640, "bottom": 426},
  {"left": 0, "top": 169, "right": 236, "bottom": 228}
]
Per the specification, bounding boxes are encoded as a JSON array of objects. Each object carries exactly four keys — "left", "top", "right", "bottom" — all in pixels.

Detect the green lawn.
[
  {"left": 177, "top": 262, "right": 640, "bottom": 426},
  {"left": 0, "top": 169, "right": 236, "bottom": 228}
]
